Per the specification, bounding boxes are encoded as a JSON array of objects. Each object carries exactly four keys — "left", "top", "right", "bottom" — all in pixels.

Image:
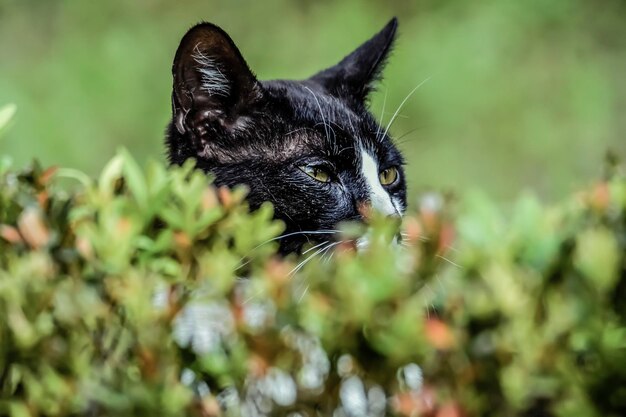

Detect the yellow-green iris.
[
  {"left": 379, "top": 167, "right": 398, "bottom": 186},
  {"left": 300, "top": 166, "right": 331, "bottom": 183}
]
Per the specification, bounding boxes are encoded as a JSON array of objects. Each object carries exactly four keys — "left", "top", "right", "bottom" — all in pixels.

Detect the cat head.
[{"left": 166, "top": 18, "right": 406, "bottom": 253}]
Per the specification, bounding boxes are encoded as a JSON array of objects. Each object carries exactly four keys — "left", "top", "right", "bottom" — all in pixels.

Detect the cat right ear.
[
  {"left": 310, "top": 18, "right": 398, "bottom": 105},
  {"left": 171, "top": 23, "right": 261, "bottom": 135}
]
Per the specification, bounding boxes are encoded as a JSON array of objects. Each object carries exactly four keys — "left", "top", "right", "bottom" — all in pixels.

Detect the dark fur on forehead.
[{"left": 166, "top": 18, "right": 406, "bottom": 253}]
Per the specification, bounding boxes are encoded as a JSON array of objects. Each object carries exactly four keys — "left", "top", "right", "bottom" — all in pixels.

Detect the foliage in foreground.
[{"left": 0, "top": 152, "right": 625, "bottom": 417}]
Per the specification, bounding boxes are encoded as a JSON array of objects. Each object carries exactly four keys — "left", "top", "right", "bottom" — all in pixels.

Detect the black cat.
[{"left": 166, "top": 18, "right": 406, "bottom": 253}]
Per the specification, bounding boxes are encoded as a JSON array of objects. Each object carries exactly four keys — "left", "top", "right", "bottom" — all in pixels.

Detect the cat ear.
[
  {"left": 310, "top": 18, "right": 398, "bottom": 104},
  {"left": 171, "top": 23, "right": 261, "bottom": 134}
]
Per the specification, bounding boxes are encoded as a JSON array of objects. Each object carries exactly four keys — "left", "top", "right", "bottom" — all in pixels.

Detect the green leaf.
[
  {"left": 575, "top": 228, "right": 620, "bottom": 294},
  {"left": 119, "top": 148, "right": 148, "bottom": 209},
  {"left": 0, "top": 103, "right": 17, "bottom": 137},
  {"left": 98, "top": 153, "right": 125, "bottom": 199}
]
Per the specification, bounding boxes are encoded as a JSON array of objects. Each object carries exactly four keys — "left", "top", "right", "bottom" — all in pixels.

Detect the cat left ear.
[
  {"left": 172, "top": 23, "right": 261, "bottom": 135},
  {"left": 310, "top": 18, "right": 398, "bottom": 104}
]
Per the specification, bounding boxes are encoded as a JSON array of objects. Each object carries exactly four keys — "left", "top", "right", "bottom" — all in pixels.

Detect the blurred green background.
[{"left": 1, "top": 0, "right": 625, "bottom": 202}]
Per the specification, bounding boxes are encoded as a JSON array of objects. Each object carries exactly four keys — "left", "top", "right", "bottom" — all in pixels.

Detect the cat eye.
[
  {"left": 299, "top": 165, "right": 331, "bottom": 183},
  {"left": 379, "top": 167, "right": 399, "bottom": 186}
]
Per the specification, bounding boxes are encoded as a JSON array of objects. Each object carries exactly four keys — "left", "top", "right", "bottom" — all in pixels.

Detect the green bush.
[{"left": 0, "top": 149, "right": 624, "bottom": 417}]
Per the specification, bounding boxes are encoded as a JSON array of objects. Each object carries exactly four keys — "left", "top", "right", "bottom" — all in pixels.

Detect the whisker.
[
  {"left": 302, "top": 240, "right": 330, "bottom": 255},
  {"left": 375, "top": 88, "right": 388, "bottom": 143},
  {"left": 304, "top": 86, "right": 330, "bottom": 143},
  {"left": 321, "top": 240, "right": 341, "bottom": 258},
  {"left": 243, "top": 240, "right": 333, "bottom": 305},
  {"left": 446, "top": 245, "right": 461, "bottom": 254},
  {"left": 434, "top": 274, "right": 447, "bottom": 294},
  {"left": 294, "top": 241, "right": 341, "bottom": 303},
  {"left": 394, "top": 127, "right": 425, "bottom": 143},
  {"left": 236, "top": 230, "right": 341, "bottom": 270},
  {"left": 325, "top": 251, "right": 336, "bottom": 264},
  {"left": 421, "top": 283, "right": 438, "bottom": 319},
  {"left": 321, "top": 247, "right": 335, "bottom": 263},
  {"left": 337, "top": 145, "right": 355, "bottom": 157},
  {"left": 242, "top": 290, "right": 261, "bottom": 305},
  {"left": 322, "top": 240, "right": 346, "bottom": 264},
  {"left": 346, "top": 111, "right": 357, "bottom": 137},
  {"left": 253, "top": 230, "right": 340, "bottom": 250},
  {"left": 289, "top": 242, "right": 334, "bottom": 276},
  {"left": 285, "top": 127, "right": 317, "bottom": 137},
  {"left": 314, "top": 122, "right": 337, "bottom": 143},
  {"left": 297, "top": 284, "right": 310, "bottom": 303},
  {"left": 291, "top": 240, "right": 342, "bottom": 282},
  {"left": 435, "top": 254, "right": 462, "bottom": 269},
  {"left": 382, "top": 77, "right": 431, "bottom": 140},
  {"left": 400, "top": 232, "right": 431, "bottom": 243}
]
